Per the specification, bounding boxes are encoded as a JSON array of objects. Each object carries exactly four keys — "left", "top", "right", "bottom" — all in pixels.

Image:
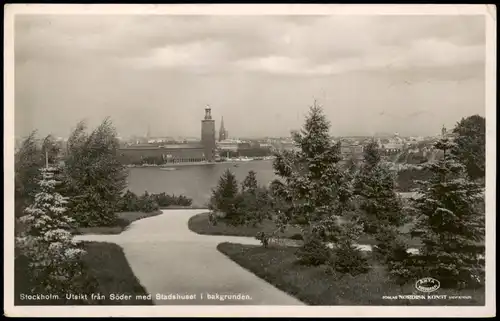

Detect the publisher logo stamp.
[{"left": 415, "top": 277, "right": 440, "bottom": 293}]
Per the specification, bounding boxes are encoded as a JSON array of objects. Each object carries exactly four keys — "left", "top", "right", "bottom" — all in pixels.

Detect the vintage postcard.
[{"left": 4, "top": 3, "right": 496, "bottom": 318}]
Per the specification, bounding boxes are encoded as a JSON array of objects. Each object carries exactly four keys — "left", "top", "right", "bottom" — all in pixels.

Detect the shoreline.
[{"left": 126, "top": 158, "right": 275, "bottom": 168}]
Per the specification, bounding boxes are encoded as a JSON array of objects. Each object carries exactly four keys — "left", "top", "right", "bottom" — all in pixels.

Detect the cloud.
[
  {"left": 16, "top": 14, "right": 485, "bottom": 78},
  {"left": 14, "top": 14, "right": 487, "bottom": 138}
]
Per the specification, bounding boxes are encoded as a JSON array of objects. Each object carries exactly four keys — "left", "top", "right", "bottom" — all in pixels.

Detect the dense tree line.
[
  {"left": 118, "top": 190, "right": 192, "bottom": 212},
  {"left": 14, "top": 117, "right": 194, "bottom": 298},
  {"left": 15, "top": 108, "right": 486, "bottom": 296},
  {"left": 208, "top": 169, "right": 274, "bottom": 228},
  {"left": 208, "top": 104, "right": 486, "bottom": 287}
]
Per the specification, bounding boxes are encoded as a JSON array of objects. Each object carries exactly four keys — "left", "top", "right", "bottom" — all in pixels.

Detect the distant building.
[
  {"left": 280, "top": 142, "right": 300, "bottom": 152},
  {"left": 340, "top": 141, "right": 364, "bottom": 160},
  {"left": 201, "top": 106, "right": 217, "bottom": 162},
  {"left": 217, "top": 139, "right": 239, "bottom": 152},
  {"left": 218, "top": 116, "right": 228, "bottom": 141},
  {"left": 441, "top": 125, "right": 456, "bottom": 140},
  {"left": 258, "top": 143, "right": 272, "bottom": 148},
  {"left": 118, "top": 106, "right": 217, "bottom": 164},
  {"left": 383, "top": 143, "right": 404, "bottom": 153}
]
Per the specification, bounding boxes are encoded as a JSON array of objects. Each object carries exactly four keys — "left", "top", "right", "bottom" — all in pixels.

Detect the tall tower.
[
  {"left": 219, "top": 116, "right": 227, "bottom": 141},
  {"left": 441, "top": 124, "right": 447, "bottom": 137},
  {"left": 201, "top": 105, "right": 216, "bottom": 162}
]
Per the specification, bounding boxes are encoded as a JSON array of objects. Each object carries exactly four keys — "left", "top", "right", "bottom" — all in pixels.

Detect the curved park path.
[{"left": 74, "top": 209, "right": 304, "bottom": 305}]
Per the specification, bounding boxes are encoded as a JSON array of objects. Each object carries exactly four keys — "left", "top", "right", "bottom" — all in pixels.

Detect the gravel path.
[{"left": 74, "top": 209, "right": 304, "bottom": 305}]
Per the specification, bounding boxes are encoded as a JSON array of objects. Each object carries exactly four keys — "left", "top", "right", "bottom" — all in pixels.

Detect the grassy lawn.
[
  {"left": 217, "top": 243, "right": 485, "bottom": 306},
  {"left": 188, "top": 212, "right": 302, "bottom": 238},
  {"left": 160, "top": 205, "right": 208, "bottom": 210},
  {"left": 74, "top": 210, "right": 163, "bottom": 235},
  {"left": 15, "top": 242, "right": 153, "bottom": 305},
  {"left": 188, "top": 212, "right": 423, "bottom": 248}
]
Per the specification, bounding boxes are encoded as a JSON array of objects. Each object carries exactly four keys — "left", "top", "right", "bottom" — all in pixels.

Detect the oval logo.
[{"left": 415, "top": 277, "right": 440, "bottom": 293}]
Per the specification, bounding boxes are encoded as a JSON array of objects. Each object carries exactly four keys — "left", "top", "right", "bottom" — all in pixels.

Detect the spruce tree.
[
  {"left": 241, "top": 170, "right": 258, "bottom": 193},
  {"left": 15, "top": 166, "right": 87, "bottom": 297},
  {"left": 363, "top": 140, "right": 382, "bottom": 169},
  {"left": 354, "top": 140, "right": 405, "bottom": 235},
  {"left": 271, "top": 101, "right": 366, "bottom": 272},
  {"left": 391, "top": 138, "right": 485, "bottom": 289},
  {"left": 238, "top": 171, "right": 272, "bottom": 227},
  {"left": 209, "top": 169, "right": 240, "bottom": 224}
]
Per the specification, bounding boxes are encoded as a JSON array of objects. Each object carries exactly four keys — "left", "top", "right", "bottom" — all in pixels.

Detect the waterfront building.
[
  {"left": 217, "top": 139, "right": 240, "bottom": 153},
  {"left": 118, "top": 107, "right": 217, "bottom": 164},
  {"left": 201, "top": 106, "right": 217, "bottom": 162}
]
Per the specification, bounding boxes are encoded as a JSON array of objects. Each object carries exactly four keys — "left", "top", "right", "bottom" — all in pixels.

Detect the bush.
[
  {"left": 290, "top": 233, "right": 304, "bottom": 240},
  {"left": 326, "top": 242, "right": 371, "bottom": 277},
  {"left": 208, "top": 212, "right": 218, "bottom": 226},
  {"left": 138, "top": 192, "right": 159, "bottom": 213},
  {"left": 372, "top": 225, "right": 409, "bottom": 264},
  {"left": 295, "top": 236, "right": 331, "bottom": 266},
  {"left": 256, "top": 231, "right": 271, "bottom": 248},
  {"left": 236, "top": 186, "right": 274, "bottom": 227},
  {"left": 223, "top": 195, "right": 247, "bottom": 227},
  {"left": 118, "top": 190, "right": 192, "bottom": 212},
  {"left": 118, "top": 190, "right": 140, "bottom": 212},
  {"left": 396, "top": 167, "right": 432, "bottom": 192},
  {"left": 150, "top": 192, "right": 193, "bottom": 207},
  {"left": 113, "top": 217, "right": 131, "bottom": 229}
]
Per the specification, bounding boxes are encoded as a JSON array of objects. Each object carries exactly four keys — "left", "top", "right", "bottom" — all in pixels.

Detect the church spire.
[{"left": 219, "top": 116, "right": 227, "bottom": 141}]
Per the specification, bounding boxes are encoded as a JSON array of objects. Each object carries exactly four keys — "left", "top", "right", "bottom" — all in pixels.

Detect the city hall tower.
[{"left": 201, "top": 105, "right": 216, "bottom": 162}]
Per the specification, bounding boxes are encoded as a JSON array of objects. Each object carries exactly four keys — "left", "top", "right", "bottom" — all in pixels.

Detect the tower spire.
[{"left": 219, "top": 116, "right": 227, "bottom": 141}]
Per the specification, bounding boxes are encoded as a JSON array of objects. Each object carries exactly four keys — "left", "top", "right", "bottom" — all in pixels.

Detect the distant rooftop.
[{"left": 121, "top": 143, "right": 203, "bottom": 150}]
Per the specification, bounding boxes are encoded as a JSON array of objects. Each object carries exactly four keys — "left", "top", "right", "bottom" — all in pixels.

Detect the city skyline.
[
  {"left": 14, "top": 106, "right": 475, "bottom": 142},
  {"left": 15, "top": 14, "right": 486, "bottom": 139}
]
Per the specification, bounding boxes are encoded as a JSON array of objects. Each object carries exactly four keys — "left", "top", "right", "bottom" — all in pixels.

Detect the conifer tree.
[
  {"left": 238, "top": 171, "right": 273, "bottom": 227},
  {"left": 241, "top": 170, "right": 258, "bottom": 193},
  {"left": 354, "top": 140, "right": 405, "bottom": 235},
  {"left": 15, "top": 166, "right": 87, "bottom": 296},
  {"left": 391, "top": 138, "right": 485, "bottom": 289},
  {"left": 209, "top": 169, "right": 240, "bottom": 224},
  {"left": 363, "top": 140, "right": 382, "bottom": 169},
  {"left": 271, "top": 101, "right": 366, "bottom": 272}
]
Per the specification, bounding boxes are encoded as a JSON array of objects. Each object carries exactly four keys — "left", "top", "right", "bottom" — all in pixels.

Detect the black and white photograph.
[{"left": 3, "top": 3, "right": 496, "bottom": 318}]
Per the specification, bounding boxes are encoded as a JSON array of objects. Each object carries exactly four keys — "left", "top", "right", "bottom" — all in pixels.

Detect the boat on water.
[{"left": 160, "top": 167, "right": 177, "bottom": 171}]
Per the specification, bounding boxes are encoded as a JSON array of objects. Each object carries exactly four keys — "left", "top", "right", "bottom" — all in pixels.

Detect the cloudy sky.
[{"left": 14, "top": 14, "right": 486, "bottom": 139}]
